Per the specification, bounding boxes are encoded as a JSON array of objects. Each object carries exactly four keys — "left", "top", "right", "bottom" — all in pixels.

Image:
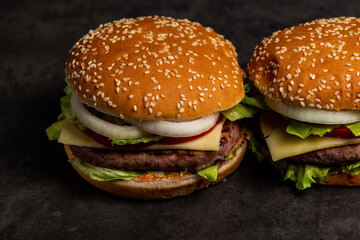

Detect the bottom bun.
[
  {"left": 317, "top": 172, "right": 360, "bottom": 187},
  {"left": 64, "top": 142, "right": 247, "bottom": 200}
]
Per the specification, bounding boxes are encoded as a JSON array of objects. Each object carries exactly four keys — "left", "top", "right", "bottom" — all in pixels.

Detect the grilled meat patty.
[{"left": 287, "top": 144, "right": 360, "bottom": 166}]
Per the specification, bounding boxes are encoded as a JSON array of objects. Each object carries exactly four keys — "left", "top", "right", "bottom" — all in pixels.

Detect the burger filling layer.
[
  {"left": 68, "top": 121, "right": 244, "bottom": 172},
  {"left": 47, "top": 86, "right": 252, "bottom": 182}
]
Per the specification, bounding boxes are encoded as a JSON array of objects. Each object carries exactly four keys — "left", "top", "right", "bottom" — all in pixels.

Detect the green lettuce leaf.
[
  {"left": 46, "top": 120, "right": 64, "bottom": 141},
  {"left": 286, "top": 119, "right": 360, "bottom": 139},
  {"left": 286, "top": 120, "right": 337, "bottom": 139},
  {"left": 345, "top": 122, "right": 360, "bottom": 136},
  {"left": 224, "top": 151, "right": 235, "bottom": 161},
  {"left": 221, "top": 81, "right": 270, "bottom": 121},
  {"left": 46, "top": 86, "right": 85, "bottom": 141},
  {"left": 69, "top": 157, "right": 144, "bottom": 181},
  {"left": 111, "top": 135, "right": 163, "bottom": 146},
  {"left": 339, "top": 161, "right": 360, "bottom": 177},
  {"left": 58, "top": 86, "right": 72, "bottom": 120},
  {"left": 242, "top": 81, "right": 270, "bottom": 110},
  {"left": 70, "top": 157, "right": 223, "bottom": 182},
  {"left": 248, "top": 136, "right": 271, "bottom": 163},
  {"left": 221, "top": 103, "right": 258, "bottom": 121},
  {"left": 282, "top": 163, "right": 330, "bottom": 190},
  {"left": 276, "top": 160, "right": 360, "bottom": 190},
  {"left": 197, "top": 147, "right": 239, "bottom": 180},
  {"left": 244, "top": 81, "right": 254, "bottom": 94},
  {"left": 197, "top": 163, "right": 219, "bottom": 181},
  {"left": 241, "top": 95, "right": 269, "bottom": 110}
]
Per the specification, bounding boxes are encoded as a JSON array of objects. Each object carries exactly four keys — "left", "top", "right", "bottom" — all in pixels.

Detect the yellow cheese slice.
[
  {"left": 58, "top": 120, "right": 105, "bottom": 148},
  {"left": 58, "top": 118, "right": 225, "bottom": 151},
  {"left": 260, "top": 112, "right": 360, "bottom": 161}
]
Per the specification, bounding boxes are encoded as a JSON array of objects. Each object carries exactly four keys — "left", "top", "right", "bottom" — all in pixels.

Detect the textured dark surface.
[{"left": 1, "top": 0, "right": 360, "bottom": 239}]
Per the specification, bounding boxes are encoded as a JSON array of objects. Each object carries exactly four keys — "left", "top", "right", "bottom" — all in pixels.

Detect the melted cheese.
[
  {"left": 260, "top": 112, "right": 360, "bottom": 161},
  {"left": 59, "top": 120, "right": 105, "bottom": 148},
  {"left": 58, "top": 119, "right": 225, "bottom": 151}
]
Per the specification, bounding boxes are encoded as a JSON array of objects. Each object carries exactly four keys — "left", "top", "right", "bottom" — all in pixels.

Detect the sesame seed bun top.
[
  {"left": 66, "top": 16, "right": 245, "bottom": 120},
  {"left": 248, "top": 17, "right": 360, "bottom": 111}
]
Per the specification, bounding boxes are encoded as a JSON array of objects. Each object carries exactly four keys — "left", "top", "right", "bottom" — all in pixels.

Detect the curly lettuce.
[
  {"left": 286, "top": 120, "right": 337, "bottom": 139},
  {"left": 46, "top": 86, "right": 82, "bottom": 141},
  {"left": 221, "top": 103, "right": 258, "bottom": 121},
  {"left": 248, "top": 136, "right": 270, "bottom": 163},
  {"left": 70, "top": 157, "right": 222, "bottom": 182},
  {"left": 70, "top": 157, "right": 144, "bottom": 181},
  {"left": 221, "top": 82, "right": 269, "bottom": 121},
  {"left": 197, "top": 163, "right": 219, "bottom": 181},
  {"left": 286, "top": 119, "right": 360, "bottom": 139},
  {"left": 274, "top": 160, "right": 360, "bottom": 190}
]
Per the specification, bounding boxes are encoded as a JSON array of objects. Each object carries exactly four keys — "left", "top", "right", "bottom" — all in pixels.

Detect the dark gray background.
[{"left": 1, "top": 0, "right": 360, "bottom": 239}]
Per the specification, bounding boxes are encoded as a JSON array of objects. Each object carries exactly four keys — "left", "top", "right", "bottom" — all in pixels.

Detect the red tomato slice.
[
  {"left": 324, "top": 125, "right": 358, "bottom": 139},
  {"left": 79, "top": 116, "right": 223, "bottom": 150}
]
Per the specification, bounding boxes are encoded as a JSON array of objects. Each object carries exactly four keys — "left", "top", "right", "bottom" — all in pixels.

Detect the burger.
[
  {"left": 248, "top": 17, "right": 360, "bottom": 190},
  {"left": 46, "top": 16, "right": 251, "bottom": 199}
]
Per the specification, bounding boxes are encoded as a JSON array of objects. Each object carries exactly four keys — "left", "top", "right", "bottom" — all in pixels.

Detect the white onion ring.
[
  {"left": 265, "top": 97, "right": 360, "bottom": 124},
  {"left": 125, "top": 113, "right": 220, "bottom": 137},
  {"left": 71, "top": 95, "right": 150, "bottom": 139}
]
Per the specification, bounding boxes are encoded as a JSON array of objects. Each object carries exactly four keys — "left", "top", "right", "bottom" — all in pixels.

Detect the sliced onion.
[
  {"left": 71, "top": 95, "right": 151, "bottom": 139},
  {"left": 125, "top": 113, "right": 220, "bottom": 137},
  {"left": 265, "top": 97, "right": 360, "bottom": 125}
]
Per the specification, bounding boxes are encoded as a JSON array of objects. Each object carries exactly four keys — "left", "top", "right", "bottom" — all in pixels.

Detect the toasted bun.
[
  {"left": 248, "top": 17, "right": 360, "bottom": 111},
  {"left": 64, "top": 142, "right": 247, "bottom": 200},
  {"left": 66, "top": 16, "right": 245, "bottom": 120},
  {"left": 317, "top": 172, "right": 360, "bottom": 187}
]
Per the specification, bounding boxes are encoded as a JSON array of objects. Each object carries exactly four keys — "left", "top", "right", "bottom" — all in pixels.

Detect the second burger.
[{"left": 248, "top": 17, "right": 360, "bottom": 190}]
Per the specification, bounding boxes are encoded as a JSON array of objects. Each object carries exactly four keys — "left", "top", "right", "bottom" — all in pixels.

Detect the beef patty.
[
  {"left": 287, "top": 144, "right": 360, "bottom": 166},
  {"left": 69, "top": 121, "right": 246, "bottom": 172}
]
